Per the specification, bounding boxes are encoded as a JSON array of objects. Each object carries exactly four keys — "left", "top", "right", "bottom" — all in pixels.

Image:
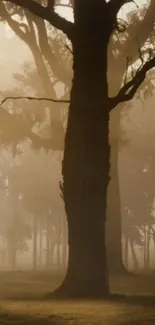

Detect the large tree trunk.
[{"left": 49, "top": 12, "right": 111, "bottom": 297}]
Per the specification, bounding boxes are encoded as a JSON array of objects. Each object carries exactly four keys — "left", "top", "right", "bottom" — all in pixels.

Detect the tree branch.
[
  {"left": 0, "top": 96, "right": 70, "bottom": 106},
  {"left": 4, "top": 0, "right": 74, "bottom": 40},
  {"left": 109, "top": 0, "right": 136, "bottom": 15},
  {"left": 109, "top": 56, "right": 155, "bottom": 109},
  {"left": 0, "top": 2, "right": 30, "bottom": 42}
]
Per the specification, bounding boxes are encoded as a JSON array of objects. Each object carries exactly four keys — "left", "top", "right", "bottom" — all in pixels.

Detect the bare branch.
[
  {"left": 108, "top": 0, "right": 137, "bottom": 17},
  {"left": 0, "top": 96, "right": 70, "bottom": 106},
  {"left": 4, "top": 0, "right": 74, "bottom": 40},
  {"left": 0, "top": 2, "right": 30, "bottom": 42},
  {"left": 109, "top": 56, "right": 155, "bottom": 109}
]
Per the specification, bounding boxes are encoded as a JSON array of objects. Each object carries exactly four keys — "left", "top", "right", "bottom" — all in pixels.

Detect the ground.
[{"left": 0, "top": 271, "right": 155, "bottom": 324}]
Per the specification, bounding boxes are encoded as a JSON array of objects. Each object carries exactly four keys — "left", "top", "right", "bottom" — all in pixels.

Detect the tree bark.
[{"left": 50, "top": 18, "right": 111, "bottom": 297}]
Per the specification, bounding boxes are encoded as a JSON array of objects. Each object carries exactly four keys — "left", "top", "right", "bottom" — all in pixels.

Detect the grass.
[{"left": 0, "top": 271, "right": 155, "bottom": 324}]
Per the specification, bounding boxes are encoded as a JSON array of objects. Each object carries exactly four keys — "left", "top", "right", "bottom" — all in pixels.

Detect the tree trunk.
[
  {"left": 49, "top": 16, "right": 111, "bottom": 298},
  {"left": 33, "top": 215, "right": 37, "bottom": 271},
  {"left": 46, "top": 215, "right": 50, "bottom": 270},
  {"left": 106, "top": 150, "right": 123, "bottom": 273},
  {"left": 146, "top": 225, "right": 151, "bottom": 270},
  {"left": 130, "top": 239, "right": 139, "bottom": 271},
  {"left": 106, "top": 103, "right": 128, "bottom": 274},
  {"left": 144, "top": 225, "right": 147, "bottom": 270},
  {"left": 39, "top": 227, "right": 43, "bottom": 268},
  {"left": 124, "top": 236, "right": 129, "bottom": 269},
  {"left": 56, "top": 233, "right": 61, "bottom": 271},
  {"left": 62, "top": 216, "right": 68, "bottom": 270},
  {"left": 50, "top": 228, "right": 55, "bottom": 268}
]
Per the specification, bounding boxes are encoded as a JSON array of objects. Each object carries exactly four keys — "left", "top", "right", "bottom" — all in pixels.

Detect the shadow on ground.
[
  {"left": 6, "top": 293, "right": 155, "bottom": 307},
  {"left": 0, "top": 303, "right": 155, "bottom": 325},
  {"left": 0, "top": 311, "right": 67, "bottom": 324},
  {"left": 0, "top": 272, "right": 155, "bottom": 324}
]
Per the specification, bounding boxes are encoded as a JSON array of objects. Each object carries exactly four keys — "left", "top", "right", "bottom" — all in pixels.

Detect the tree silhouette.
[
  {"left": 1, "top": 1, "right": 155, "bottom": 274},
  {"left": 2, "top": 0, "right": 155, "bottom": 298}
]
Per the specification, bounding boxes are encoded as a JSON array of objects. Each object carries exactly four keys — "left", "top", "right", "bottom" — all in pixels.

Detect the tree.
[
  {"left": 2, "top": 1, "right": 155, "bottom": 274},
  {"left": 0, "top": 149, "right": 32, "bottom": 270},
  {"left": 3, "top": 0, "right": 155, "bottom": 298},
  {"left": 120, "top": 118, "right": 155, "bottom": 271},
  {"left": 106, "top": 1, "right": 155, "bottom": 273}
]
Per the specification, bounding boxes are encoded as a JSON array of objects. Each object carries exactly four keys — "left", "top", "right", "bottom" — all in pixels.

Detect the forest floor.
[{"left": 0, "top": 271, "right": 154, "bottom": 324}]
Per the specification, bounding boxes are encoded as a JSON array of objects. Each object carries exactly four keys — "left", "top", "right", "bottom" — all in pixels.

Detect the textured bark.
[{"left": 50, "top": 9, "right": 111, "bottom": 297}]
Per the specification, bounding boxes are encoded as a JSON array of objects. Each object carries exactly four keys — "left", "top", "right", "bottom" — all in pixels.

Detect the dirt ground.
[{"left": 0, "top": 271, "right": 155, "bottom": 324}]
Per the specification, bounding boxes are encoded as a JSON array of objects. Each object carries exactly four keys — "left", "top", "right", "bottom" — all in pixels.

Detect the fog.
[{"left": 0, "top": 16, "right": 154, "bottom": 275}]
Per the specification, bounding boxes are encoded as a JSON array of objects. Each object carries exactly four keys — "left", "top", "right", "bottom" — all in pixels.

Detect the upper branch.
[
  {"left": 109, "top": 56, "right": 155, "bottom": 109},
  {"left": 0, "top": 2, "right": 30, "bottom": 42},
  {"left": 4, "top": 0, "right": 74, "bottom": 40}
]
